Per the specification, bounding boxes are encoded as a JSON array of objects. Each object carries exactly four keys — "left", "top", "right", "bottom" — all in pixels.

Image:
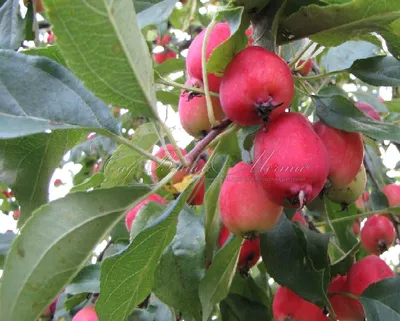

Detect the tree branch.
[{"left": 184, "top": 119, "right": 232, "bottom": 165}]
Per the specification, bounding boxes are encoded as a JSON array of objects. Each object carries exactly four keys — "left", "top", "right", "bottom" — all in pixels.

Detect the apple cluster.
[{"left": 115, "top": 22, "right": 400, "bottom": 321}]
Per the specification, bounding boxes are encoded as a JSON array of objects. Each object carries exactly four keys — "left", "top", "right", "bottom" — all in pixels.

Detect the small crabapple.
[
  {"left": 253, "top": 112, "right": 329, "bottom": 208},
  {"left": 220, "top": 46, "right": 294, "bottom": 125},
  {"left": 219, "top": 162, "right": 283, "bottom": 237},
  {"left": 361, "top": 215, "right": 395, "bottom": 255},
  {"left": 313, "top": 121, "right": 364, "bottom": 188},
  {"left": 186, "top": 22, "right": 231, "bottom": 92},
  {"left": 178, "top": 78, "right": 225, "bottom": 137}
]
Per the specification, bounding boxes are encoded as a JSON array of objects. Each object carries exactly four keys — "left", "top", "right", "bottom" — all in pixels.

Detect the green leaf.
[
  {"left": 237, "top": 126, "right": 260, "bottom": 163},
  {"left": 385, "top": 99, "right": 400, "bottom": 113},
  {"left": 0, "top": 0, "right": 25, "bottom": 49},
  {"left": 96, "top": 179, "right": 198, "bottom": 321},
  {"left": 44, "top": 0, "right": 157, "bottom": 118},
  {"left": 22, "top": 45, "right": 67, "bottom": 66},
  {"left": 0, "top": 185, "right": 150, "bottom": 321},
  {"left": 324, "top": 198, "right": 358, "bottom": 253},
  {"left": 70, "top": 173, "right": 105, "bottom": 192},
  {"left": 220, "top": 293, "right": 271, "bottom": 321},
  {"left": 204, "top": 156, "right": 230, "bottom": 263},
  {"left": 155, "top": 90, "right": 179, "bottom": 111},
  {"left": 0, "top": 50, "right": 118, "bottom": 138},
  {"left": 380, "top": 19, "right": 400, "bottom": 60},
  {"left": 64, "top": 292, "right": 89, "bottom": 311},
  {"left": 137, "top": 0, "right": 177, "bottom": 29},
  {"left": 321, "top": 41, "right": 380, "bottom": 72},
  {"left": 207, "top": 7, "right": 248, "bottom": 77},
  {"left": 102, "top": 123, "right": 159, "bottom": 187},
  {"left": 360, "top": 276, "right": 400, "bottom": 321},
  {"left": 230, "top": 273, "right": 270, "bottom": 307},
  {"left": 349, "top": 56, "right": 400, "bottom": 86},
  {"left": 153, "top": 206, "right": 205, "bottom": 320},
  {"left": 260, "top": 214, "right": 331, "bottom": 306},
  {"left": 66, "top": 264, "right": 100, "bottom": 295},
  {"left": 154, "top": 58, "right": 185, "bottom": 79},
  {"left": 315, "top": 95, "right": 400, "bottom": 143},
  {"left": 330, "top": 241, "right": 360, "bottom": 277},
  {"left": 0, "top": 132, "right": 83, "bottom": 226},
  {"left": 198, "top": 234, "right": 242, "bottom": 321},
  {"left": 130, "top": 202, "right": 167, "bottom": 240},
  {"left": 23, "top": 1, "right": 34, "bottom": 41},
  {"left": 279, "top": 1, "right": 400, "bottom": 47}
]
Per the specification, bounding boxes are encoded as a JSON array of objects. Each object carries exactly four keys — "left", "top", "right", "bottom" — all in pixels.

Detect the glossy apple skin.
[
  {"left": 253, "top": 113, "right": 330, "bottom": 207},
  {"left": 273, "top": 286, "right": 329, "bottom": 321},
  {"left": 220, "top": 46, "right": 294, "bottom": 126},
  {"left": 297, "top": 59, "right": 313, "bottom": 76},
  {"left": 186, "top": 22, "right": 230, "bottom": 92},
  {"left": 313, "top": 121, "right": 364, "bottom": 188},
  {"left": 179, "top": 78, "right": 225, "bottom": 137},
  {"left": 219, "top": 162, "right": 283, "bottom": 236},
  {"left": 361, "top": 215, "right": 395, "bottom": 255},
  {"left": 328, "top": 275, "right": 364, "bottom": 321},
  {"left": 355, "top": 101, "right": 381, "bottom": 121},
  {"left": 125, "top": 194, "right": 167, "bottom": 231},
  {"left": 382, "top": 184, "right": 400, "bottom": 207},
  {"left": 347, "top": 255, "right": 394, "bottom": 318},
  {"left": 72, "top": 305, "right": 98, "bottom": 321},
  {"left": 218, "top": 225, "right": 260, "bottom": 269}
]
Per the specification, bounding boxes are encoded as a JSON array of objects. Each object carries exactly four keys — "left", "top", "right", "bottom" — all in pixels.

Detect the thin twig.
[{"left": 184, "top": 119, "right": 232, "bottom": 165}]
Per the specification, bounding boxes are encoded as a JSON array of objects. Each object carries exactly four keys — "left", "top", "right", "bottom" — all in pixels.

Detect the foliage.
[{"left": 0, "top": 0, "right": 399, "bottom": 321}]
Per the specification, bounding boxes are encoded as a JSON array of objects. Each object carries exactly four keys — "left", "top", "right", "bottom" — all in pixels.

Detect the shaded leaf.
[
  {"left": 260, "top": 214, "right": 331, "bottom": 306},
  {"left": 315, "top": 95, "right": 400, "bottom": 142},
  {"left": 0, "top": 50, "right": 118, "bottom": 138},
  {"left": 350, "top": 56, "right": 400, "bottom": 86},
  {"left": 360, "top": 276, "right": 400, "bottom": 321},
  {"left": 0, "top": 185, "right": 150, "bottom": 321},
  {"left": 321, "top": 41, "right": 380, "bottom": 72},
  {"left": 153, "top": 206, "right": 205, "bottom": 320},
  {"left": 137, "top": 0, "right": 177, "bottom": 29},
  {"left": 66, "top": 264, "right": 100, "bottom": 295},
  {"left": 0, "top": 0, "right": 25, "bottom": 49},
  {"left": 279, "top": 1, "right": 400, "bottom": 47},
  {"left": 199, "top": 234, "right": 242, "bottom": 321},
  {"left": 220, "top": 293, "right": 271, "bottom": 321}
]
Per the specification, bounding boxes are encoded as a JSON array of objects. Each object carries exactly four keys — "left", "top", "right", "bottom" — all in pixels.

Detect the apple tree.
[{"left": 0, "top": 0, "right": 400, "bottom": 321}]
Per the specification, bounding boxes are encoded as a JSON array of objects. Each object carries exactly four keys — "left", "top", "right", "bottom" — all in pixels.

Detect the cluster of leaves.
[{"left": 0, "top": 0, "right": 400, "bottom": 321}]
